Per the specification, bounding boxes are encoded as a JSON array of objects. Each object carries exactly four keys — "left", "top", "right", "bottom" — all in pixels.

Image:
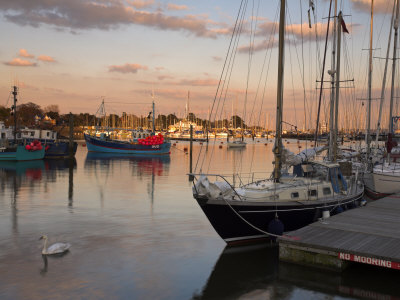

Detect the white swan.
[{"left": 39, "top": 235, "right": 71, "bottom": 255}]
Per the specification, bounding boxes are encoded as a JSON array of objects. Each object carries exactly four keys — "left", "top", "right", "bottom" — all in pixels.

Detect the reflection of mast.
[
  {"left": 68, "top": 158, "right": 74, "bottom": 207},
  {"left": 12, "top": 174, "right": 18, "bottom": 234}
]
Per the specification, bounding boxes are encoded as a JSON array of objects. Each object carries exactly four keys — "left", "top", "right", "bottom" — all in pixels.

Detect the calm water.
[{"left": 0, "top": 140, "right": 399, "bottom": 299}]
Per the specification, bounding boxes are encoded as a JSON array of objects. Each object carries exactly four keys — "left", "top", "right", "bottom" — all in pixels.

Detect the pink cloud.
[
  {"left": 18, "top": 48, "right": 34, "bottom": 58},
  {"left": 351, "top": 0, "right": 391, "bottom": 14},
  {"left": 0, "top": 1, "right": 225, "bottom": 38},
  {"left": 158, "top": 75, "right": 174, "bottom": 80},
  {"left": 108, "top": 63, "right": 148, "bottom": 73},
  {"left": 4, "top": 58, "right": 37, "bottom": 67},
  {"left": 212, "top": 56, "right": 222, "bottom": 61},
  {"left": 127, "top": 0, "right": 154, "bottom": 9},
  {"left": 172, "top": 79, "right": 220, "bottom": 86},
  {"left": 167, "top": 4, "right": 188, "bottom": 11},
  {"left": 37, "top": 55, "right": 56, "bottom": 62}
]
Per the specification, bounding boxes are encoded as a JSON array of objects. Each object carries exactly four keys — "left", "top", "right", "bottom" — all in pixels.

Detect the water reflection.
[
  {"left": 192, "top": 245, "right": 280, "bottom": 300},
  {"left": 40, "top": 252, "right": 70, "bottom": 277},
  {"left": 84, "top": 152, "right": 170, "bottom": 176},
  {"left": 279, "top": 261, "right": 400, "bottom": 299}
]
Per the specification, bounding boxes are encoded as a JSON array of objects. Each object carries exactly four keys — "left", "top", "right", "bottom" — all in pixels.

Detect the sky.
[{"left": 0, "top": 0, "right": 397, "bottom": 130}]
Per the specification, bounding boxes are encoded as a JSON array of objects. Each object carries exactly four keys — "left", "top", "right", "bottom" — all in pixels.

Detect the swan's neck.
[{"left": 42, "top": 237, "right": 48, "bottom": 254}]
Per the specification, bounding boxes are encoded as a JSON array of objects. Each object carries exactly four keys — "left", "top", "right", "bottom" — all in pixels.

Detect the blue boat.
[{"left": 84, "top": 133, "right": 171, "bottom": 155}]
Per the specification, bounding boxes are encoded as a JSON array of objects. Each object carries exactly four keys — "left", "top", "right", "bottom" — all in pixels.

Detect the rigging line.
[
  {"left": 246, "top": 0, "right": 262, "bottom": 130},
  {"left": 248, "top": 3, "right": 279, "bottom": 176},
  {"left": 199, "top": 0, "right": 245, "bottom": 171},
  {"left": 206, "top": 1, "right": 249, "bottom": 174},
  {"left": 216, "top": 1, "right": 247, "bottom": 124},
  {"left": 314, "top": 0, "right": 333, "bottom": 147},
  {"left": 214, "top": 0, "right": 248, "bottom": 125},
  {"left": 286, "top": 10, "right": 300, "bottom": 128},
  {"left": 299, "top": 0, "right": 307, "bottom": 144},
  {"left": 242, "top": 0, "right": 257, "bottom": 129},
  {"left": 207, "top": 0, "right": 245, "bottom": 128},
  {"left": 252, "top": 3, "right": 279, "bottom": 132}
]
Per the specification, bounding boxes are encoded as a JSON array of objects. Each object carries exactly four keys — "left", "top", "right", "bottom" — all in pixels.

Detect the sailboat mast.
[
  {"left": 152, "top": 101, "right": 155, "bottom": 133},
  {"left": 12, "top": 86, "right": 17, "bottom": 142},
  {"left": 334, "top": 11, "right": 343, "bottom": 162},
  {"left": 389, "top": 0, "right": 400, "bottom": 134},
  {"left": 329, "top": 0, "right": 338, "bottom": 161},
  {"left": 366, "top": 0, "right": 374, "bottom": 159},
  {"left": 375, "top": 2, "right": 396, "bottom": 143},
  {"left": 273, "top": 0, "right": 286, "bottom": 183}
]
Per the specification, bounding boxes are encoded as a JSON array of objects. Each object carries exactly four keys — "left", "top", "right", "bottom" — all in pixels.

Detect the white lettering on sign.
[{"left": 339, "top": 252, "right": 398, "bottom": 269}]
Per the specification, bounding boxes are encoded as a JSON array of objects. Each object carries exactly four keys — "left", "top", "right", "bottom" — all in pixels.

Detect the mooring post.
[
  {"left": 69, "top": 112, "right": 74, "bottom": 157},
  {"left": 189, "top": 124, "right": 194, "bottom": 181}
]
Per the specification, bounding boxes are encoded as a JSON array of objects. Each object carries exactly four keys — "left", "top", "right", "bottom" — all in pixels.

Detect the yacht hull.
[
  {"left": 363, "top": 171, "right": 400, "bottom": 199},
  {"left": 194, "top": 192, "right": 364, "bottom": 245}
]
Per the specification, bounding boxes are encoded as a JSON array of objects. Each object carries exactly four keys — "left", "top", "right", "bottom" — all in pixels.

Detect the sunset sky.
[{"left": 0, "top": 0, "right": 396, "bottom": 130}]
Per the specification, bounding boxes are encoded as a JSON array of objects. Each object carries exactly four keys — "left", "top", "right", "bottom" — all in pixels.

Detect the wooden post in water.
[
  {"left": 189, "top": 124, "right": 194, "bottom": 181},
  {"left": 69, "top": 112, "right": 74, "bottom": 157}
]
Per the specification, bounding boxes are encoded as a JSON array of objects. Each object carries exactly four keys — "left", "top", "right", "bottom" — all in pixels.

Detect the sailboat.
[
  {"left": 363, "top": 0, "right": 400, "bottom": 199},
  {"left": 190, "top": 1, "right": 364, "bottom": 245}
]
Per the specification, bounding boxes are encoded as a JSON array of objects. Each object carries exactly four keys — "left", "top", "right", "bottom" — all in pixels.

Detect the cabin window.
[
  {"left": 323, "top": 187, "right": 331, "bottom": 195},
  {"left": 1, "top": 133, "right": 5, "bottom": 138},
  {"left": 139, "top": 134, "right": 141, "bottom": 138},
  {"left": 52, "top": 133, "right": 55, "bottom": 138},
  {"left": 308, "top": 190, "right": 317, "bottom": 197},
  {"left": 30, "top": 131, "right": 34, "bottom": 137},
  {"left": 291, "top": 192, "right": 299, "bottom": 199},
  {"left": 47, "top": 132, "right": 50, "bottom": 137}
]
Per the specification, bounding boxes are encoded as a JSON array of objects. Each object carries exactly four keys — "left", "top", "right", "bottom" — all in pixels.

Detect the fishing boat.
[
  {"left": 84, "top": 101, "right": 171, "bottom": 155},
  {"left": 189, "top": 1, "right": 364, "bottom": 245},
  {"left": 0, "top": 87, "right": 45, "bottom": 161}
]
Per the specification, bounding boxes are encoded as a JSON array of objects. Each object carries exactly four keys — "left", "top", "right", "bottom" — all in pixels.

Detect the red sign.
[{"left": 338, "top": 252, "right": 400, "bottom": 270}]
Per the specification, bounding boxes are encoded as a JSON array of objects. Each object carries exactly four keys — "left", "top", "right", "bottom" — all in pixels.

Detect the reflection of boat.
[
  {"left": 85, "top": 152, "right": 171, "bottom": 162},
  {"left": 0, "top": 160, "right": 45, "bottom": 175},
  {"left": 279, "top": 260, "right": 400, "bottom": 299},
  {"left": 85, "top": 152, "right": 170, "bottom": 176},
  {"left": 192, "top": 245, "right": 279, "bottom": 300}
]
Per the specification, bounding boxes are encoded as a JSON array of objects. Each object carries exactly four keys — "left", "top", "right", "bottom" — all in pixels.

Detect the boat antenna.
[{"left": 273, "top": 0, "right": 286, "bottom": 183}]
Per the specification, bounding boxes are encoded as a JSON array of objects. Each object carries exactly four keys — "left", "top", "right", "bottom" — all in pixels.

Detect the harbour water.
[{"left": 0, "top": 140, "right": 399, "bottom": 299}]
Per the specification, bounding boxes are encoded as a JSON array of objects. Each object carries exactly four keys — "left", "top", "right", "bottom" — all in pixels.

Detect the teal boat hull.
[{"left": 0, "top": 145, "right": 45, "bottom": 161}]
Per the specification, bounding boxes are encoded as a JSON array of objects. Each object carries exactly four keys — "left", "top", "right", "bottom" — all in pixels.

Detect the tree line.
[{"left": 0, "top": 102, "right": 253, "bottom": 130}]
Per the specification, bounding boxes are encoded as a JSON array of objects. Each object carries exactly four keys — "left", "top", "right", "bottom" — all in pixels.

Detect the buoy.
[
  {"left": 322, "top": 210, "right": 330, "bottom": 219},
  {"left": 220, "top": 141, "right": 223, "bottom": 144},
  {"left": 82, "top": 143, "right": 86, "bottom": 147},
  {"left": 267, "top": 217, "right": 284, "bottom": 242},
  {"left": 173, "top": 143, "right": 176, "bottom": 146},
  {"left": 183, "top": 147, "right": 188, "bottom": 152},
  {"left": 264, "top": 143, "right": 268, "bottom": 146},
  {"left": 199, "top": 142, "right": 203, "bottom": 145},
  {"left": 219, "top": 145, "right": 223, "bottom": 149}
]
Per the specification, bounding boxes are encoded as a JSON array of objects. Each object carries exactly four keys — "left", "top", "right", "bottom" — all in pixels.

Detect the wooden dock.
[{"left": 279, "top": 194, "right": 400, "bottom": 271}]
